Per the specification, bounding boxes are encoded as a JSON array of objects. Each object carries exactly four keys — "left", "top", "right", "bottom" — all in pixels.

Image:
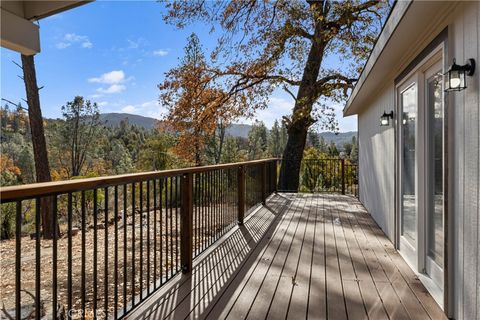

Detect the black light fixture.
[
  {"left": 380, "top": 111, "right": 394, "bottom": 126},
  {"left": 444, "top": 58, "right": 475, "bottom": 91}
]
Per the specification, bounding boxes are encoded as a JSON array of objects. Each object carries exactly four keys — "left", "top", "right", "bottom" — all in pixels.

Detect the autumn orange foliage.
[{"left": 0, "top": 154, "right": 21, "bottom": 176}]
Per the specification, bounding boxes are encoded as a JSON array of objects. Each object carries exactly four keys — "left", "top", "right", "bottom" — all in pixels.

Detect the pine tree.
[
  {"left": 248, "top": 121, "right": 268, "bottom": 160},
  {"left": 268, "top": 120, "right": 282, "bottom": 157}
]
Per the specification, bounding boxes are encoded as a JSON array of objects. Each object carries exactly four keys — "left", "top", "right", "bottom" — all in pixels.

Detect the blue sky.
[{"left": 0, "top": 1, "right": 357, "bottom": 131}]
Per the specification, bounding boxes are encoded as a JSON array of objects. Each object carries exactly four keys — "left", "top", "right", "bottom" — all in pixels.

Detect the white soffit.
[
  {"left": 343, "top": 0, "right": 451, "bottom": 116},
  {"left": 1, "top": 1, "right": 91, "bottom": 55}
]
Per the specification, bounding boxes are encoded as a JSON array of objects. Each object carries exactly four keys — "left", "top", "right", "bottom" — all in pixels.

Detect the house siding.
[
  {"left": 450, "top": 3, "right": 480, "bottom": 320},
  {"left": 358, "top": 87, "right": 395, "bottom": 241},
  {"left": 356, "top": 2, "right": 479, "bottom": 319}
]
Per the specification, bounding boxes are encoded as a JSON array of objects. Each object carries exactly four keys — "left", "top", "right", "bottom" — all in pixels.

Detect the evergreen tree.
[
  {"left": 327, "top": 141, "right": 339, "bottom": 157},
  {"left": 268, "top": 120, "right": 282, "bottom": 157},
  {"left": 318, "top": 136, "right": 328, "bottom": 153},
  {"left": 59, "top": 96, "right": 102, "bottom": 177},
  {"left": 308, "top": 130, "right": 320, "bottom": 149},
  {"left": 247, "top": 121, "right": 268, "bottom": 160},
  {"left": 279, "top": 121, "right": 288, "bottom": 156},
  {"left": 137, "top": 134, "right": 174, "bottom": 171},
  {"left": 109, "top": 140, "right": 134, "bottom": 174},
  {"left": 343, "top": 142, "right": 353, "bottom": 156},
  {"left": 350, "top": 136, "right": 359, "bottom": 163},
  {"left": 221, "top": 137, "right": 241, "bottom": 163}
]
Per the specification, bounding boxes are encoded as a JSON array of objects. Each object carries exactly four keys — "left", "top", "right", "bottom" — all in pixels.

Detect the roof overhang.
[
  {"left": 1, "top": 1, "right": 91, "bottom": 55},
  {"left": 343, "top": 0, "right": 456, "bottom": 117}
]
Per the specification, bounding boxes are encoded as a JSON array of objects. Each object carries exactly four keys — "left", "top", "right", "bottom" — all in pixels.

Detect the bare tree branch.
[
  {"left": 12, "top": 60, "right": 23, "bottom": 70},
  {"left": 1, "top": 98, "right": 28, "bottom": 111},
  {"left": 282, "top": 85, "right": 297, "bottom": 101}
]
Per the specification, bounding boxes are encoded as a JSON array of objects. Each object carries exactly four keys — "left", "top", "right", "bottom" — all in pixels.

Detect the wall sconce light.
[
  {"left": 380, "top": 111, "right": 394, "bottom": 126},
  {"left": 444, "top": 58, "right": 475, "bottom": 91}
]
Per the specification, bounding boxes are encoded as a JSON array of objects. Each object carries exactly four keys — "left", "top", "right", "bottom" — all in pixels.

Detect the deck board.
[{"left": 128, "top": 194, "right": 446, "bottom": 320}]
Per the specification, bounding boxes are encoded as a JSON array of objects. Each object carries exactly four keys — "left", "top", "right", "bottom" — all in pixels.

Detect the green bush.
[{"left": 0, "top": 203, "right": 16, "bottom": 239}]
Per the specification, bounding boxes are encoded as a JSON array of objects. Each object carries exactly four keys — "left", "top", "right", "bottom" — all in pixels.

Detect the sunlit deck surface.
[{"left": 128, "top": 193, "right": 446, "bottom": 320}]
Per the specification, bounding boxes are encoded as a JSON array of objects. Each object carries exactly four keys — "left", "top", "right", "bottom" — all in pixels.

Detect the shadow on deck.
[{"left": 128, "top": 193, "right": 445, "bottom": 320}]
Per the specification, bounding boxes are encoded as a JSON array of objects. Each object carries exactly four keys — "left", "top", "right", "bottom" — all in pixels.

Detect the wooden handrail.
[{"left": 0, "top": 158, "right": 279, "bottom": 202}]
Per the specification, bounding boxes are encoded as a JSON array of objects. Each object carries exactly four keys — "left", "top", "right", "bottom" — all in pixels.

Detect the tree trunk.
[
  {"left": 279, "top": 123, "right": 309, "bottom": 191},
  {"left": 278, "top": 5, "right": 325, "bottom": 192},
  {"left": 21, "top": 54, "right": 57, "bottom": 239}
]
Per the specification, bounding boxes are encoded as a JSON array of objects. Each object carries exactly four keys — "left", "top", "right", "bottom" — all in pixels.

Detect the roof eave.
[{"left": 343, "top": 0, "right": 412, "bottom": 117}]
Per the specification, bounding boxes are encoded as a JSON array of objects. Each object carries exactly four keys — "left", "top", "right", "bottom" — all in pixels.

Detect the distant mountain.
[
  {"left": 225, "top": 124, "right": 251, "bottom": 138},
  {"left": 99, "top": 113, "right": 159, "bottom": 129},
  {"left": 99, "top": 113, "right": 253, "bottom": 137},
  {"left": 318, "top": 131, "right": 357, "bottom": 147},
  {"left": 98, "top": 113, "right": 356, "bottom": 144}
]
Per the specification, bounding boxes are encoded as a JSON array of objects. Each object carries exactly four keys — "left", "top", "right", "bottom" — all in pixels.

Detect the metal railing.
[
  {"left": 299, "top": 158, "right": 358, "bottom": 196},
  {"left": 0, "top": 159, "right": 278, "bottom": 320}
]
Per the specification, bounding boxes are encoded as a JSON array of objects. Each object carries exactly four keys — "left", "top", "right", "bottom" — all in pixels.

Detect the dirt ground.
[{"left": 0, "top": 204, "right": 237, "bottom": 319}]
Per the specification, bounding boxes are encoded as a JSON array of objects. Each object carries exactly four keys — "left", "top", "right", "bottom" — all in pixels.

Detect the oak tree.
[
  {"left": 162, "top": 0, "right": 388, "bottom": 190},
  {"left": 159, "top": 33, "right": 249, "bottom": 166}
]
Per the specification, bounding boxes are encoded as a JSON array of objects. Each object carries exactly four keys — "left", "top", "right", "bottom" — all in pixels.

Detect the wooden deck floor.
[{"left": 128, "top": 193, "right": 446, "bottom": 320}]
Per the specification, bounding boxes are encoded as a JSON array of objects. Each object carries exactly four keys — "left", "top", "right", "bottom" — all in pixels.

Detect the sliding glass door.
[{"left": 397, "top": 55, "right": 444, "bottom": 305}]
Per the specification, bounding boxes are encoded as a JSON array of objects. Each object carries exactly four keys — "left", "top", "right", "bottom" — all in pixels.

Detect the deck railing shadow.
[
  {"left": 129, "top": 193, "right": 292, "bottom": 319},
  {"left": 0, "top": 158, "right": 279, "bottom": 320}
]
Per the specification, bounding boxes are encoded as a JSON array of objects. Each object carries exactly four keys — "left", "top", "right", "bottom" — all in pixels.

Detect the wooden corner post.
[
  {"left": 237, "top": 165, "right": 245, "bottom": 225},
  {"left": 341, "top": 159, "right": 345, "bottom": 195},
  {"left": 181, "top": 172, "right": 193, "bottom": 273}
]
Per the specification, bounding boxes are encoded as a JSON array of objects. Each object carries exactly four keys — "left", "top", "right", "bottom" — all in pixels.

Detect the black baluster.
[{"left": 35, "top": 199, "right": 41, "bottom": 320}]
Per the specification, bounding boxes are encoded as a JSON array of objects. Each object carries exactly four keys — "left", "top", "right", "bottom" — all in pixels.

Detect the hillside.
[
  {"left": 99, "top": 113, "right": 253, "bottom": 138},
  {"left": 98, "top": 113, "right": 356, "bottom": 143},
  {"left": 319, "top": 131, "right": 357, "bottom": 146},
  {"left": 99, "top": 113, "right": 159, "bottom": 129}
]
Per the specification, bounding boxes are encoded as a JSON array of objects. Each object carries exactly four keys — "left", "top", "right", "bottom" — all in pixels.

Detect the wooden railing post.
[
  {"left": 341, "top": 159, "right": 345, "bottom": 195},
  {"left": 273, "top": 160, "right": 277, "bottom": 193},
  {"left": 237, "top": 165, "right": 245, "bottom": 225},
  {"left": 261, "top": 162, "right": 267, "bottom": 204},
  {"left": 180, "top": 172, "right": 193, "bottom": 273}
]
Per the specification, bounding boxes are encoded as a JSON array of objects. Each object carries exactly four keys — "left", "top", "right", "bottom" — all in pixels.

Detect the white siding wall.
[
  {"left": 450, "top": 2, "right": 480, "bottom": 320},
  {"left": 358, "top": 87, "right": 395, "bottom": 241}
]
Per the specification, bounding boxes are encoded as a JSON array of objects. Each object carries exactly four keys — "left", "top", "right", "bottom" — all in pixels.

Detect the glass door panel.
[
  {"left": 426, "top": 68, "right": 444, "bottom": 288},
  {"left": 401, "top": 84, "right": 417, "bottom": 246}
]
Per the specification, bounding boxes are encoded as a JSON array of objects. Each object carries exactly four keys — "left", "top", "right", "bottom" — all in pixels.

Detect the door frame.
[
  {"left": 397, "top": 75, "right": 420, "bottom": 270},
  {"left": 423, "top": 60, "right": 445, "bottom": 291},
  {"left": 394, "top": 40, "right": 450, "bottom": 312}
]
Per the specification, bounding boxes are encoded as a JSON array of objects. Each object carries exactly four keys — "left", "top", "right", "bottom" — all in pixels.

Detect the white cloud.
[
  {"left": 56, "top": 42, "right": 71, "bottom": 49},
  {"left": 269, "top": 96, "right": 294, "bottom": 113},
  {"left": 97, "top": 84, "right": 126, "bottom": 94},
  {"left": 81, "top": 41, "right": 93, "bottom": 48},
  {"left": 246, "top": 96, "right": 294, "bottom": 128},
  {"left": 97, "top": 101, "right": 108, "bottom": 107},
  {"left": 127, "top": 38, "right": 147, "bottom": 49},
  {"left": 153, "top": 49, "right": 169, "bottom": 57},
  {"left": 121, "top": 105, "right": 137, "bottom": 113},
  {"left": 89, "top": 70, "right": 125, "bottom": 84},
  {"left": 89, "top": 70, "right": 132, "bottom": 95},
  {"left": 116, "top": 100, "right": 165, "bottom": 119},
  {"left": 56, "top": 33, "right": 93, "bottom": 49}
]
